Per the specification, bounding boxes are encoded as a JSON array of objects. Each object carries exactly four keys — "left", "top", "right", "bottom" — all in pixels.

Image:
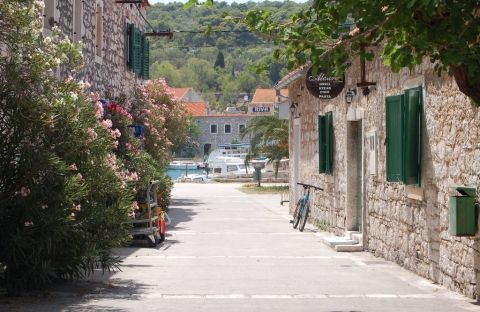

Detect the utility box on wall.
[{"left": 449, "top": 186, "right": 477, "bottom": 236}]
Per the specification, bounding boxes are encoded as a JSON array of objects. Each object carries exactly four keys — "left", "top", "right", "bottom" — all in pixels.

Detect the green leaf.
[{"left": 183, "top": 0, "right": 197, "bottom": 10}]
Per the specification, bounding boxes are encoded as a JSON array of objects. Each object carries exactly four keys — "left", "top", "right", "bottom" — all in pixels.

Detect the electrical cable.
[{"left": 135, "top": 4, "right": 157, "bottom": 33}]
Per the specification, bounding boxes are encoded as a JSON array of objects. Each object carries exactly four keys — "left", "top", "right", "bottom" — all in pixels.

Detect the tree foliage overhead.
[{"left": 235, "top": 0, "right": 480, "bottom": 104}]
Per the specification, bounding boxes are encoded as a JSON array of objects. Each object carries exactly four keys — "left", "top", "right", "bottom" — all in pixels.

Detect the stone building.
[
  {"left": 196, "top": 114, "right": 251, "bottom": 157},
  {"left": 277, "top": 50, "right": 480, "bottom": 298},
  {"left": 43, "top": 0, "right": 150, "bottom": 98}
]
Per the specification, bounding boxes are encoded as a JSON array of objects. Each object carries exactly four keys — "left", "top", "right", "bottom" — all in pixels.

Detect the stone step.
[
  {"left": 344, "top": 231, "right": 360, "bottom": 240},
  {"left": 351, "top": 233, "right": 363, "bottom": 244},
  {"left": 320, "top": 236, "right": 357, "bottom": 248},
  {"left": 335, "top": 244, "right": 364, "bottom": 252}
]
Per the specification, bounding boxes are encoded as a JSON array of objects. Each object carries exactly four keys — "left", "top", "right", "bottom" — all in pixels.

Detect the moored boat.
[{"left": 168, "top": 161, "right": 198, "bottom": 170}]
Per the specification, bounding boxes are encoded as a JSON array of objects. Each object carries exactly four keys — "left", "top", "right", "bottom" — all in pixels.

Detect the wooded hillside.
[{"left": 146, "top": 1, "right": 308, "bottom": 112}]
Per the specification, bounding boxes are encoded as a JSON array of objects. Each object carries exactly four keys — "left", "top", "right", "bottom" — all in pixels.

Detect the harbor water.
[{"left": 167, "top": 168, "right": 205, "bottom": 180}]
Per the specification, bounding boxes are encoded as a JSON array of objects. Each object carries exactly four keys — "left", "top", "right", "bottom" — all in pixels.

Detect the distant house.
[
  {"left": 171, "top": 88, "right": 204, "bottom": 102},
  {"left": 249, "top": 88, "right": 289, "bottom": 117},
  {"left": 184, "top": 102, "right": 208, "bottom": 117},
  {"left": 172, "top": 87, "right": 251, "bottom": 157},
  {"left": 251, "top": 88, "right": 288, "bottom": 104},
  {"left": 195, "top": 114, "right": 251, "bottom": 157}
]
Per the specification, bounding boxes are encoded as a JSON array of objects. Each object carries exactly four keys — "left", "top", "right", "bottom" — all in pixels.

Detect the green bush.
[{"left": 0, "top": 1, "right": 131, "bottom": 295}]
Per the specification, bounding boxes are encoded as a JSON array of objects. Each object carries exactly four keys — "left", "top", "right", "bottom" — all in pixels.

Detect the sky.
[{"left": 150, "top": 0, "right": 308, "bottom": 4}]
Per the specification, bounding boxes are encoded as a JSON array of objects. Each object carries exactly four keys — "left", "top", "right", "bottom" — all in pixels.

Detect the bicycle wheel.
[
  {"left": 298, "top": 202, "right": 310, "bottom": 232},
  {"left": 292, "top": 199, "right": 303, "bottom": 229}
]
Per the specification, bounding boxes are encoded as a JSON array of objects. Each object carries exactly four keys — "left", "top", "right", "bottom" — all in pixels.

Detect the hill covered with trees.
[{"left": 146, "top": 1, "right": 308, "bottom": 112}]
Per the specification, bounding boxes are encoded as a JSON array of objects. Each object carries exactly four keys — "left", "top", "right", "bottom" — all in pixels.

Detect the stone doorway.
[
  {"left": 203, "top": 143, "right": 212, "bottom": 156},
  {"left": 346, "top": 120, "right": 364, "bottom": 232},
  {"left": 293, "top": 119, "right": 301, "bottom": 204}
]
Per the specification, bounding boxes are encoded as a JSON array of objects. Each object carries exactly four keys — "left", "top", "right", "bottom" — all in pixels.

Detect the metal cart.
[{"left": 131, "top": 180, "right": 161, "bottom": 247}]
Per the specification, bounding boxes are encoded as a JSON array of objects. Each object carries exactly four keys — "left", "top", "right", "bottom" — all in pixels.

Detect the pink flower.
[
  {"left": 131, "top": 201, "right": 139, "bottom": 211},
  {"left": 73, "top": 203, "right": 81, "bottom": 211},
  {"left": 112, "top": 140, "right": 119, "bottom": 149},
  {"left": 41, "top": 204, "right": 48, "bottom": 210},
  {"left": 68, "top": 163, "right": 78, "bottom": 171},
  {"left": 86, "top": 127, "right": 97, "bottom": 142},
  {"left": 101, "top": 119, "right": 112, "bottom": 129},
  {"left": 95, "top": 101, "right": 104, "bottom": 119},
  {"left": 113, "top": 129, "right": 121, "bottom": 138},
  {"left": 24, "top": 221, "right": 34, "bottom": 227},
  {"left": 76, "top": 173, "right": 84, "bottom": 181},
  {"left": 19, "top": 186, "right": 31, "bottom": 197},
  {"left": 65, "top": 76, "right": 74, "bottom": 84},
  {"left": 105, "top": 153, "right": 117, "bottom": 170}
]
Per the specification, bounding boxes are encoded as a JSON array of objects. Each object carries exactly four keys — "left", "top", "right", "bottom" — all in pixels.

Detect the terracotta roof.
[
  {"left": 198, "top": 114, "right": 250, "bottom": 118},
  {"left": 251, "top": 89, "right": 288, "bottom": 103},
  {"left": 184, "top": 102, "right": 207, "bottom": 117},
  {"left": 170, "top": 88, "right": 191, "bottom": 101}
]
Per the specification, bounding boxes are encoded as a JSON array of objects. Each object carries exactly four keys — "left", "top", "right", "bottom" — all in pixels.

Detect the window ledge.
[{"left": 405, "top": 185, "right": 423, "bottom": 201}]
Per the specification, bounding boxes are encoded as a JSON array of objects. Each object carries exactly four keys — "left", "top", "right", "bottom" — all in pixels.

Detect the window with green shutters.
[
  {"left": 141, "top": 35, "right": 150, "bottom": 80},
  {"left": 127, "top": 23, "right": 149, "bottom": 79},
  {"left": 385, "top": 87, "right": 422, "bottom": 185},
  {"left": 318, "top": 111, "right": 334, "bottom": 175}
]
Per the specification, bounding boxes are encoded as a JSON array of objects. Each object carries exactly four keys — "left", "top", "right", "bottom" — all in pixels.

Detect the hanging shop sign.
[
  {"left": 305, "top": 67, "right": 345, "bottom": 99},
  {"left": 248, "top": 102, "right": 274, "bottom": 116}
]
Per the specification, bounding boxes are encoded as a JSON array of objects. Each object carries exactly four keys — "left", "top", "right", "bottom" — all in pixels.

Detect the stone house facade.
[
  {"left": 196, "top": 115, "right": 251, "bottom": 157},
  {"left": 278, "top": 50, "right": 480, "bottom": 298},
  {"left": 43, "top": 0, "right": 150, "bottom": 99}
]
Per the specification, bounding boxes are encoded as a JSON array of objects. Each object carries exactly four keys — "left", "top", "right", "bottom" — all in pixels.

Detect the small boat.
[
  {"left": 168, "top": 161, "right": 198, "bottom": 170},
  {"left": 176, "top": 174, "right": 209, "bottom": 183}
]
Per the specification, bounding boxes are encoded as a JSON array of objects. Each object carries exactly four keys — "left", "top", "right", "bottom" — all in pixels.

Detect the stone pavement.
[{"left": 2, "top": 182, "right": 480, "bottom": 311}]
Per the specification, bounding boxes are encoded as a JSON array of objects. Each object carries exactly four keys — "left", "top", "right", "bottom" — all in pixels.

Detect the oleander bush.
[{"left": 0, "top": 1, "right": 132, "bottom": 295}]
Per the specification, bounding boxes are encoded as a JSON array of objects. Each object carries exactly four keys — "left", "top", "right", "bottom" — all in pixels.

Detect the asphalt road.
[{"left": 3, "top": 182, "right": 480, "bottom": 311}]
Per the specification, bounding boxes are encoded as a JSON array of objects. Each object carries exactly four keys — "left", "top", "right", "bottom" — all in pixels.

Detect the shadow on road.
[
  {"left": 168, "top": 197, "right": 202, "bottom": 228},
  {"left": 2, "top": 278, "right": 151, "bottom": 312}
]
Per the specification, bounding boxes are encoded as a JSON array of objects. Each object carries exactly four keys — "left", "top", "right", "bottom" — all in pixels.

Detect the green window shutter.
[
  {"left": 318, "top": 115, "right": 326, "bottom": 173},
  {"left": 318, "top": 112, "right": 333, "bottom": 175},
  {"left": 325, "top": 111, "right": 334, "bottom": 175},
  {"left": 133, "top": 27, "right": 142, "bottom": 75},
  {"left": 127, "top": 23, "right": 134, "bottom": 70},
  {"left": 141, "top": 35, "right": 150, "bottom": 80},
  {"left": 386, "top": 94, "right": 404, "bottom": 182},
  {"left": 403, "top": 87, "right": 422, "bottom": 185}
]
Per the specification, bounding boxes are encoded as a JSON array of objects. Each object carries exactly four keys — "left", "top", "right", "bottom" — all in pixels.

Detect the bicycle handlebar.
[{"left": 297, "top": 182, "right": 323, "bottom": 191}]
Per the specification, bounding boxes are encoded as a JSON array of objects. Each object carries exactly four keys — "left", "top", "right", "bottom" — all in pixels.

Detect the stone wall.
[
  {"left": 287, "top": 49, "right": 480, "bottom": 298},
  {"left": 196, "top": 115, "right": 251, "bottom": 157},
  {"left": 55, "top": 0, "right": 146, "bottom": 100}
]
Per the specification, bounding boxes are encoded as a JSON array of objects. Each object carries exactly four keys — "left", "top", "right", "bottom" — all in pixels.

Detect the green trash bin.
[
  {"left": 449, "top": 186, "right": 477, "bottom": 236},
  {"left": 254, "top": 167, "right": 262, "bottom": 187}
]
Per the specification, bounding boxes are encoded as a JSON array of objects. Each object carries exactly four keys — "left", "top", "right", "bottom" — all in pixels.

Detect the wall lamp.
[
  {"left": 345, "top": 88, "right": 357, "bottom": 104},
  {"left": 290, "top": 102, "right": 298, "bottom": 115}
]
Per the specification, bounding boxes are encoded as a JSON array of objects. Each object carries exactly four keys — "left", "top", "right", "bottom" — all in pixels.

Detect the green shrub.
[{"left": 0, "top": 1, "right": 131, "bottom": 295}]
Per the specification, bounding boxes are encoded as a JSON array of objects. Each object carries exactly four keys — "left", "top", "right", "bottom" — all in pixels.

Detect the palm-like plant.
[{"left": 241, "top": 116, "right": 288, "bottom": 178}]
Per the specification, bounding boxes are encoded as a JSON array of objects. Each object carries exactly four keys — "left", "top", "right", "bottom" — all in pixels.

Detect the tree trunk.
[{"left": 451, "top": 64, "right": 480, "bottom": 105}]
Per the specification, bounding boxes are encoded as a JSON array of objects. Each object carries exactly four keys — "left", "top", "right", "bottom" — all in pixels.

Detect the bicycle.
[{"left": 292, "top": 182, "right": 323, "bottom": 232}]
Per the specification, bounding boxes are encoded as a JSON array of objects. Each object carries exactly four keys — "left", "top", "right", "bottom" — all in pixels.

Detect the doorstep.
[{"left": 316, "top": 231, "right": 364, "bottom": 252}]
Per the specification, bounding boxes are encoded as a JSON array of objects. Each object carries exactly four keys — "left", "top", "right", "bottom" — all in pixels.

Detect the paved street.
[{"left": 3, "top": 182, "right": 480, "bottom": 311}]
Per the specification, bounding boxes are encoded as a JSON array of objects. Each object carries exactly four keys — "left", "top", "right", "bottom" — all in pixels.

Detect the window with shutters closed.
[
  {"left": 385, "top": 87, "right": 422, "bottom": 185},
  {"left": 127, "top": 23, "right": 149, "bottom": 79},
  {"left": 141, "top": 35, "right": 150, "bottom": 79},
  {"left": 318, "top": 111, "right": 334, "bottom": 175}
]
